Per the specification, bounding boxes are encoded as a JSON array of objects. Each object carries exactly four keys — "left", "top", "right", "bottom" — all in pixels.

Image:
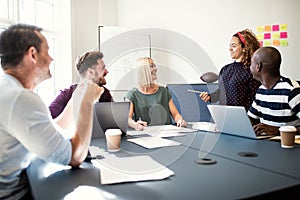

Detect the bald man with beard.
[{"left": 247, "top": 46, "right": 300, "bottom": 136}]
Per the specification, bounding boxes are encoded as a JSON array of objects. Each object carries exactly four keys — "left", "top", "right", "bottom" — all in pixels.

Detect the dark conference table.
[
  {"left": 27, "top": 131, "right": 300, "bottom": 200},
  {"left": 173, "top": 131, "right": 300, "bottom": 180}
]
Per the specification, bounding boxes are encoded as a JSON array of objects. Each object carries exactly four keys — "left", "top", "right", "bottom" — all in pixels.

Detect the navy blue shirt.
[{"left": 211, "top": 62, "right": 261, "bottom": 111}]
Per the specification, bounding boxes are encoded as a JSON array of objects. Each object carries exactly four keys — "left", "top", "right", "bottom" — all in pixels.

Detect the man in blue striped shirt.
[{"left": 248, "top": 46, "right": 300, "bottom": 136}]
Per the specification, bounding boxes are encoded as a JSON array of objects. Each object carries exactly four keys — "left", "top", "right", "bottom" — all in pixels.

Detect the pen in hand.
[
  {"left": 187, "top": 89, "right": 210, "bottom": 102},
  {"left": 137, "top": 117, "right": 147, "bottom": 127},
  {"left": 187, "top": 89, "right": 203, "bottom": 94}
]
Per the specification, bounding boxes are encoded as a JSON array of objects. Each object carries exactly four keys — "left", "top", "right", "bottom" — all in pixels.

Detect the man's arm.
[
  {"left": 68, "top": 80, "right": 103, "bottom": 166},
  {"left": 49, "top": 85, "right": 75, "bottom": 118},
  {"left": 249, "top": 116, "right": 260, "bottom": 126},
  {"left": 249, "top": 116, "right": 279, "bottom": 136}
]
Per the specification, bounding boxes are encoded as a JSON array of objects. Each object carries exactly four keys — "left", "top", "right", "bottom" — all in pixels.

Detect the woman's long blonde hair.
[{"left": 136, "top": 57, "right": 156, "bottom": 88}]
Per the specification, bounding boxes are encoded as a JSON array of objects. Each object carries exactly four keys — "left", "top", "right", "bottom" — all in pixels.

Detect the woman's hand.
[
  {"left": 128, "top": 118, "right": 147, "bottom": 131},
  {"left": 199, "top": 92, "right": 211, "bottom": 102},
  {"left": 135, "top": 118, "right": 147, "bottom": 130},
  {"left": 177, "top": 118, "right": 187, "bottom": 127}
]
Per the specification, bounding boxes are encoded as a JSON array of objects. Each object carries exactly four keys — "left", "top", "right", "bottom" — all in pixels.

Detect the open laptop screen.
[
  {"left": 92, "top": 102, "right": 130, "bottom": 138},
  {"left": 207, "top": 105, "right": 271, "bottom": 139}
]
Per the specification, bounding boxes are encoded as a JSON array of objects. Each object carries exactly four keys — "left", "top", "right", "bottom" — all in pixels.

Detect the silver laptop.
[
  {"left": 207, "top": 105, "right": 271, "bottom": 139},
  {"left": 92, "top": 102, "right": 130, "bottom": 138}
]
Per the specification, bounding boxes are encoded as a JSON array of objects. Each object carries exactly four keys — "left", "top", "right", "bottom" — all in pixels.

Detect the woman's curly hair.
[{"left": 233, "top": 29, "right": 261, "bottom": 69}]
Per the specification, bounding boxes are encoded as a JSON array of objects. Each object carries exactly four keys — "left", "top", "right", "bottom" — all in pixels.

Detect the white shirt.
[{"left": 0, "top": 74, "right": 71, "bottom": 199}]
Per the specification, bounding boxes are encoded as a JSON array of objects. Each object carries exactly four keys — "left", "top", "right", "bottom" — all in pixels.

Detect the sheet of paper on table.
[
  {"left": 144, "top": 125, "right": 196, "bottom": 133},
  {"left": 89, "top": 146, "right": 116, "bottom": 159},
  {"left": 188, "top": 122, "right": 219, "bottom": 132},
  {"left": 127, "top": 124, "right": 196, "bottom": 137},
  {"left": 91, "top": 155, "right": 174, "bottom": 184},
  {"left": 127, "top": 136, "right": 181, "bottom": 149}
]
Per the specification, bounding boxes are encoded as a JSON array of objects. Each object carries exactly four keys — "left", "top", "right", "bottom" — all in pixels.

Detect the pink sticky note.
[
  {"left": 280, "top": 32, "right": 288, "bottom": 38},
  {"left": 272, "top": 25, "right": 280, "bottom": 31},
  {"left": 264, "top": 33, "right": 271, "bottom": 39}
]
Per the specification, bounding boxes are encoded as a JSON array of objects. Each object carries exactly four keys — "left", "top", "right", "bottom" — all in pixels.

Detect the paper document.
[
  {"left": 92, "top": 155, "right": 174, "bottom": 184},
  {"left": 127, "top": 130, "right": 186, "bottom": 137},
  {"left": 127, "top": 136, "right": 181, "bottom": 149},
  {"left": 127, "top": 130, "right": 149, "bottom": 136},
  {"left": 89, "top": 146, "right": 116, "bottom": 159},
  {"left": 127, "top": 125, "right": 195, "bottom": 137},
  {"left": 188, "top": 122, "right": 219, "bottom": 132},
  {"left": 143, "top": 125, "right": 196, "bottom": 133}
]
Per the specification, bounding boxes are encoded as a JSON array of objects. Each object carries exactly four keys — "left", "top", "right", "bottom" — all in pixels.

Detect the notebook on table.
[
  {"left": 207, "top": 105, "right": 271, "bottom": 140},
  {"left": 92, "top": 102, "right": 130, "bottom": 138}
]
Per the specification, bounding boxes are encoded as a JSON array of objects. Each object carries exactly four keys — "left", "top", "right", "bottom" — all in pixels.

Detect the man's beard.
[{"left": 98, "top": 77, "right": 106, "bottom": 86}]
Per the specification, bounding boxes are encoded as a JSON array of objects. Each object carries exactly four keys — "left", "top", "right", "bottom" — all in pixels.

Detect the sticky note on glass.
[
  {"left": 264, "top": 25, "right": 271, "bottom": 32},
  {"left": 280, "top": 40, "right": 288, "bottom": 46},
  {"left": 256, "top": 26, "right": 264, "bottom": 33},
  {"left": 280, "top": 24, "right": 288, "bottom": 31},
  {"left": 256, "top": 34, "right": 264, "bottom": 40},
  {"left": 272, "top": 25, "right": 280, "bottom": 31},
  {"left": 272, "top": 40, "right": 280, "bottom": 46},
  {"left": 264, "top": 40, "right": 272, "bottom": 46},
  {"left": 280, "top": 32, "right": 288, "bottom": 39},
  {"left": 264, "top": 33, "right": 271, "bottom": 39},
  {"left": 272, "top": 32, "right": 280, "bottom": 39}
]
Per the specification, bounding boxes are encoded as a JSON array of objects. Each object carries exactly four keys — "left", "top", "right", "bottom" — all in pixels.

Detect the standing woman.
[
  {"left": 126, "top": 57, "right": 187, "bottom": 130},
  {"left": 200, "top": 29, "right": 261, "bottom": 111}
]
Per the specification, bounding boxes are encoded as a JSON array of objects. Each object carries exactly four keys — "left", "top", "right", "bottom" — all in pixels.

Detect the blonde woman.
[{"left": 126, "top": 57, "right": 187, "bottom": 130}]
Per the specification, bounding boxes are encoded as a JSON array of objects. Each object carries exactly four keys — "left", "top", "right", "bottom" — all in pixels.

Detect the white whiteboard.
[{"left": 99, "top": 26, "right": 217, "bottom": 101}]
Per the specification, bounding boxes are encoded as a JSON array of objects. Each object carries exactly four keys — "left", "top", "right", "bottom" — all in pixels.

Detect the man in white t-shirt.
[{"left": 0, "top": 24, "right": 103, "bottom": 199}]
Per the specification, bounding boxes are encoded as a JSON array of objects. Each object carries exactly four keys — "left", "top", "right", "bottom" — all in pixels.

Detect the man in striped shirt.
[{"left": 248, "top": 46, "right": 300, "bottom": 136}]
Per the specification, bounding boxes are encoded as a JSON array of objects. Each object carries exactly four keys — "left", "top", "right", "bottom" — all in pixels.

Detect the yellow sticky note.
[
  {"left": 280, "top": 40, "right": 288, "bottom": 46},
  {"left": 272, "top": 32, "right": 280, "bottom": 39},
  {"left": 256, "top": 34, "right": 264, "bottom": 40},
  {"left": 264, "top": 40, "right": 272, "bottom": 46},
  {"left": 280, "top": 24, "right": 288, "bottom": 31},
  {"left": 256, "top": 26, "right": 264, "bottom": 33}
]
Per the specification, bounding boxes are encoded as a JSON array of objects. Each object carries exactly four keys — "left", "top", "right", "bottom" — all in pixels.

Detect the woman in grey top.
[{"left": 126, "top": 57, "right": 187, "bottom": 130}]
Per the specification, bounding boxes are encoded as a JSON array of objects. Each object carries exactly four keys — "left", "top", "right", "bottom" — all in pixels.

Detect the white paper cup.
[
  {"left": 105, "top": 129, "right": 122, "bottom": 152},
  {"left": 279, "top": 126, "right": 297, "bottom": 148}
]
